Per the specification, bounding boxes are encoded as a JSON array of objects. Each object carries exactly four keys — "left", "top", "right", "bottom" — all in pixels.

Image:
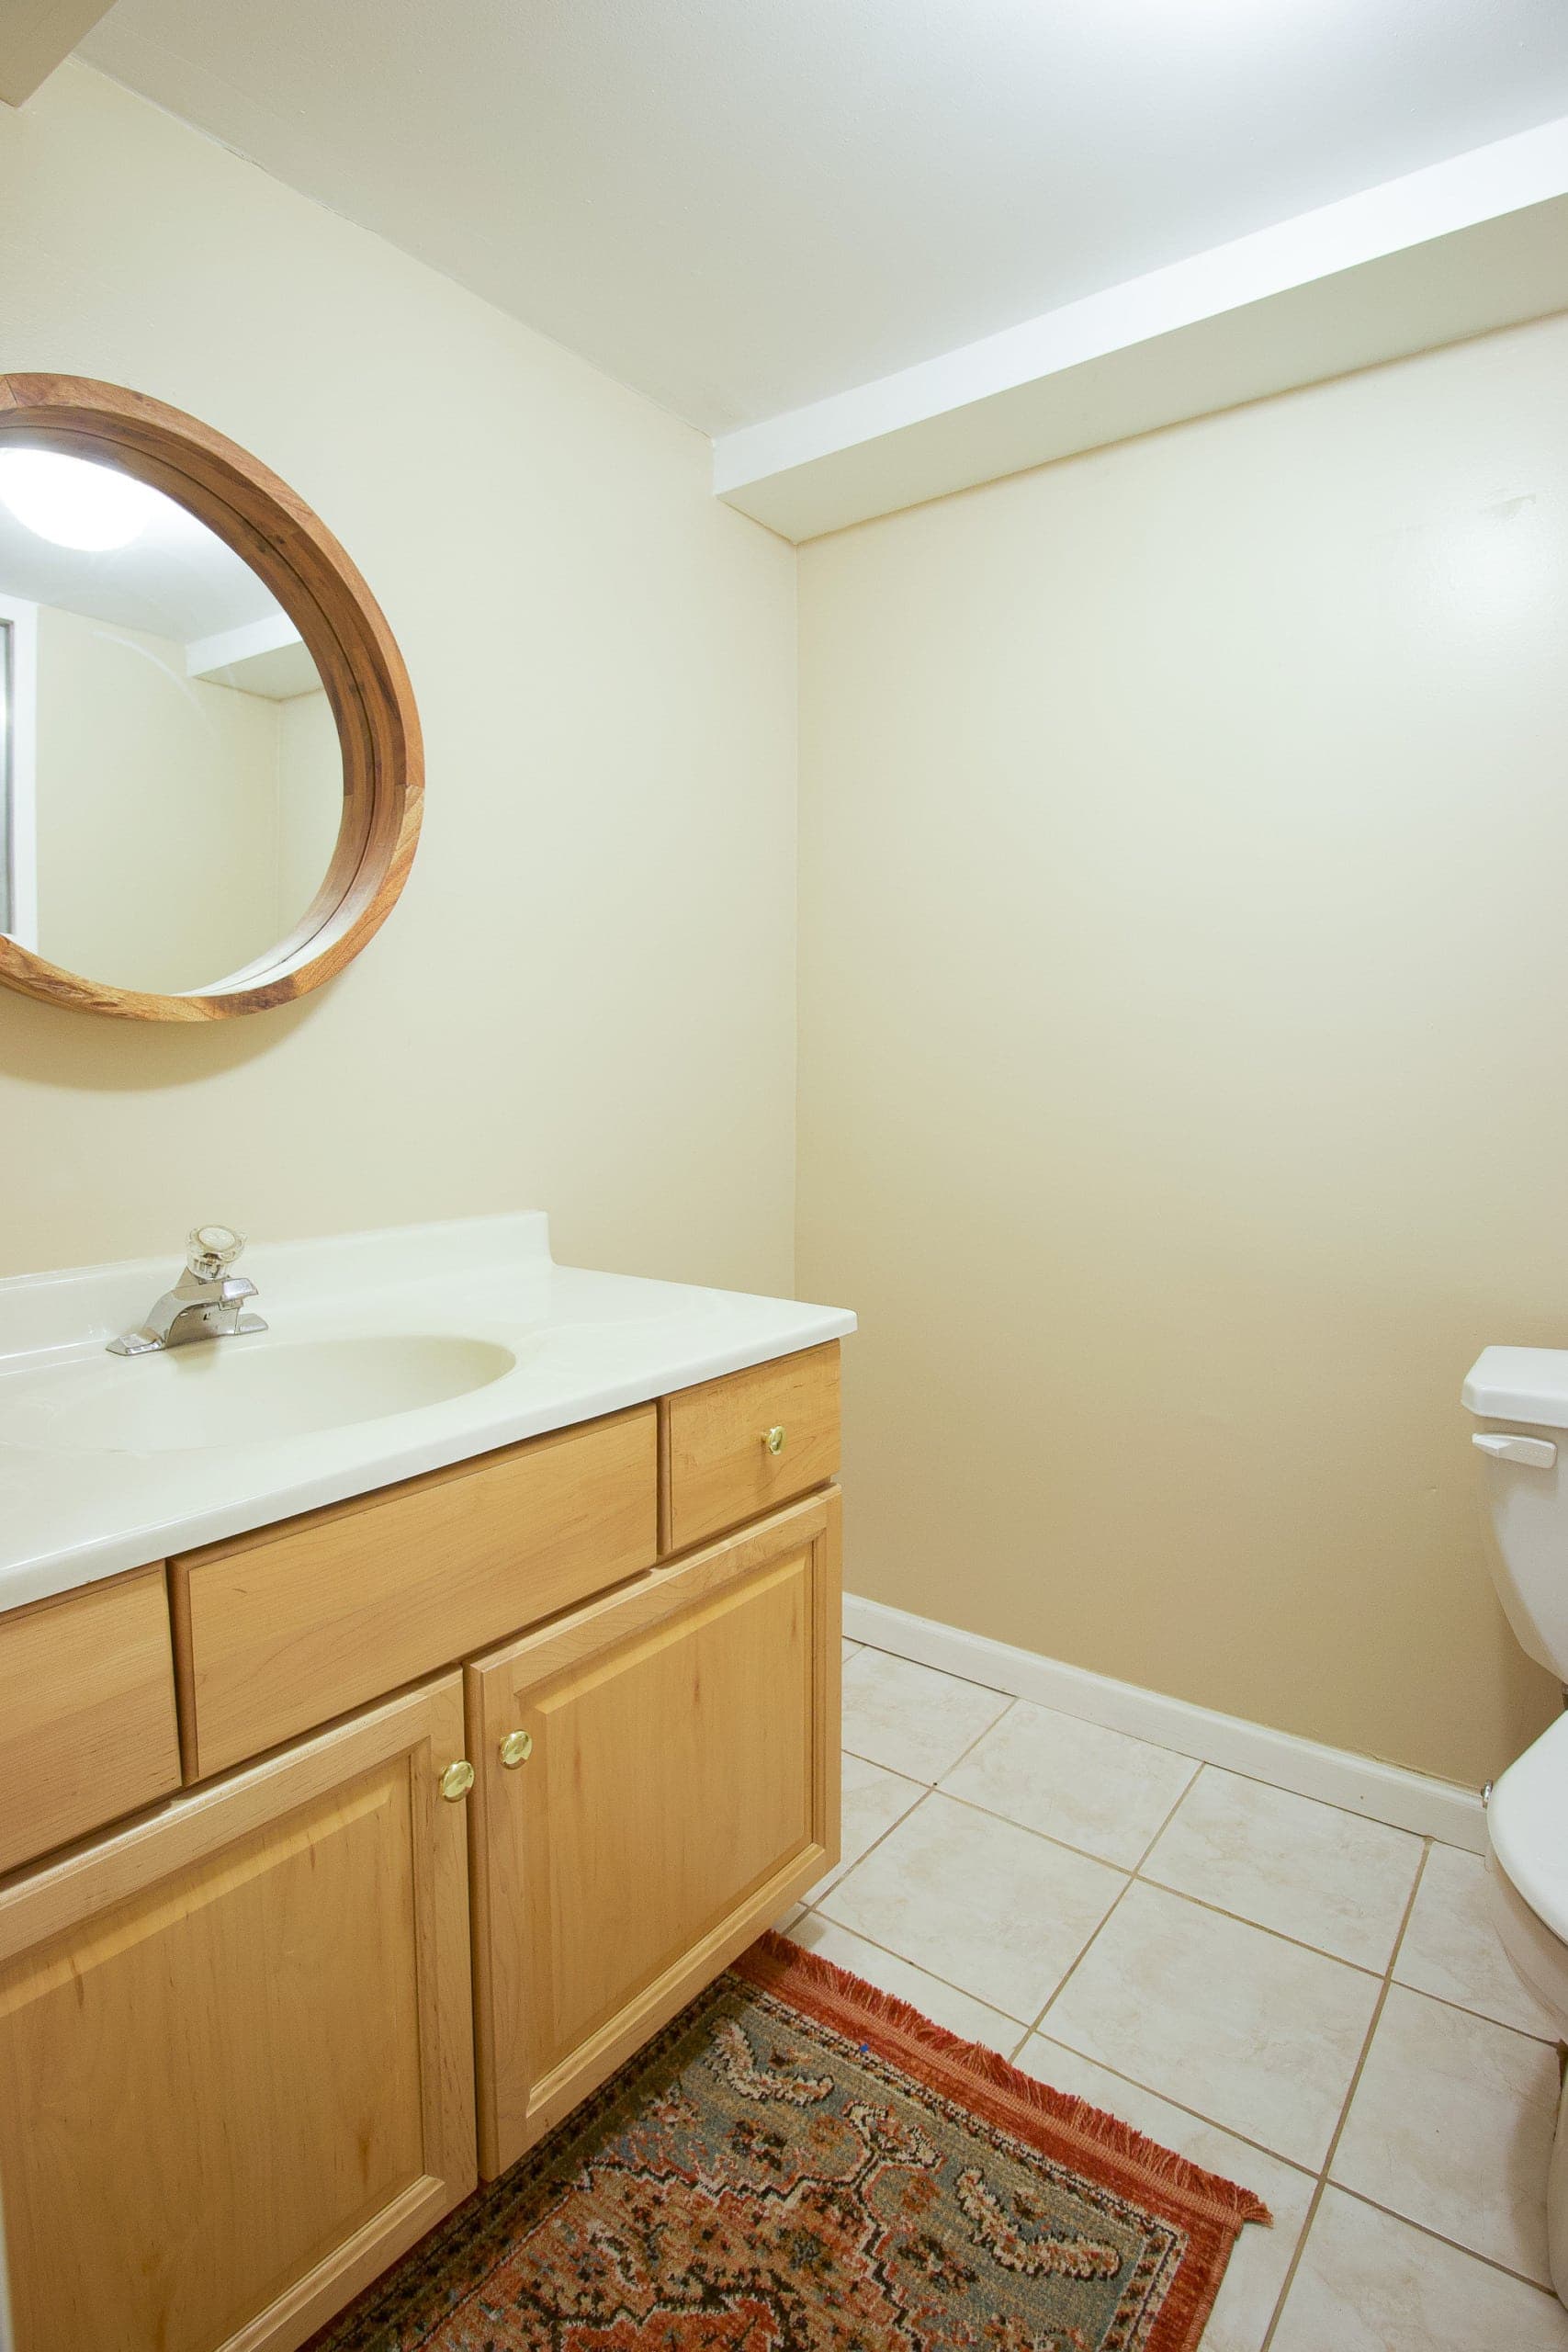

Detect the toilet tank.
[{"left": 1464, "top": 1348, "right": 1568, "bottom": 1680}]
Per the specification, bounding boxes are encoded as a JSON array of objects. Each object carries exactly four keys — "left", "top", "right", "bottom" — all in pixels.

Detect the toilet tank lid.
[
  {"left": 1489, "top": 1713, "right": 1568, "bottom": 1945},
  {"left": 1462, "top": 1347, "right": 1568, "bottom": 1429}
]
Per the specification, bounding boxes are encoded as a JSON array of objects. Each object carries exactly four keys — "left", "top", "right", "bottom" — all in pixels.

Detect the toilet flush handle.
[{"left": 1472, "top": 1432, "right": 1558, "bottom": 1469}]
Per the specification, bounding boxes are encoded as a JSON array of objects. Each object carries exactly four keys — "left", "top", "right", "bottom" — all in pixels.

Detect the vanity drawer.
[
  {"left": 660, "top": 1342, "right": 840, "bottom": 1554},
  {"left": 0, "top": 1565, "right": 181, "bottom": 1877},
  {"left": 173, "top": 1405, "right": 659, "bottom": 1777}
]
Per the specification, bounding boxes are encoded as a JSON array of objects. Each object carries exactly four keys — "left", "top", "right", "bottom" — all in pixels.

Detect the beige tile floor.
[{"left": 773, "top": 1638, "right": 1568, "bottom": 2351}]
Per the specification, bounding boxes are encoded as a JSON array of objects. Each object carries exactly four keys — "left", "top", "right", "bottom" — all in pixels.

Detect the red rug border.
[
  {"left": 310, "top": 1932, "right": 1274, "bottom": 2352},
  {"left": 737, "top": 1928, "right": 1272, "bottom": 2352}
]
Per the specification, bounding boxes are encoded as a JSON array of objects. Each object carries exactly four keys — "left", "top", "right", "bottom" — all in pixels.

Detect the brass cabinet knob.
[
  {"left": 439, "top": 1759, "right": 476, "bottom": 1803},
  {"left": 763, "top": 1424, "right": 786, "bottom": 1456},
  {"left": 499, "top": 1728, "right": 533, "bottom": 1769}
]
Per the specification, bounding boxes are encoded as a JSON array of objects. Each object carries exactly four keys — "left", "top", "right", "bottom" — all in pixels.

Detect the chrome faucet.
[{"left": 107, "top": 1226, "right": 267, "bottom": 1356}]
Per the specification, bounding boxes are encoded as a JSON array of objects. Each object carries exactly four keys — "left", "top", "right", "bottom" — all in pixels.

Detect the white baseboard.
[{"left": 843, "top": 1594, "right": 1486, "bottom": 1853}]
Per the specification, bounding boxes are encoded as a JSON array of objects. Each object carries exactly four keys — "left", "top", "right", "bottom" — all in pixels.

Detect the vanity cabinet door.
[
  {"left": 468, "top": 1486, "right": 840, "bottom": 2176},
  {"left": 0, "top": 1676, "right": 476, "bottom": 2352}
]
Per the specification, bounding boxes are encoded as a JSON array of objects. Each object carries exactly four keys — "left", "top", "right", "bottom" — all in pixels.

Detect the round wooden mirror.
[{"left": 0, "top": 375, "right": 421, "bottom": 1021}]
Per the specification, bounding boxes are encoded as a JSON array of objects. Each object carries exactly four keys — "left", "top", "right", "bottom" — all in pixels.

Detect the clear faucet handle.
[{"left": 187, "top": 1224, "right": 244, "bottom": 1278}]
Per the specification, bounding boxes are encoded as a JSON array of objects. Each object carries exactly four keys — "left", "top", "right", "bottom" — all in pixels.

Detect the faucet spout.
[{"left": 107, "top": 1227, "right": 268, "bottom": 1356}]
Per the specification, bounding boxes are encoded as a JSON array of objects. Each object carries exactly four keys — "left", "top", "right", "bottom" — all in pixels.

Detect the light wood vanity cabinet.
[
  {"left": 0, "top": 1342, "right": 841, "bottom": 2352},
  {"left": 0, "top": 1565, "right": 180, "bottom": 1877},
  {"left": 468, "top": 1485, "right": 840, "bottom": 2172},
  {"left": 0, "top": 1678, "right": 477, "bottom": 2352},
  {"left": 660, "top": 1339, "right": 840, "bottom": 1551},
  {"left": 171, "top": 1404, "right": 659, "bottom": 1778}
]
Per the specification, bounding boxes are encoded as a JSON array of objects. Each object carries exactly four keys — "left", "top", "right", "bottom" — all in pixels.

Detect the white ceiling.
[
  {"left": 79, "top": 0, "right": 1568, "bottom": 438},
  {"left": 0, "top": 470, "right": 284, "bottom": 639}
]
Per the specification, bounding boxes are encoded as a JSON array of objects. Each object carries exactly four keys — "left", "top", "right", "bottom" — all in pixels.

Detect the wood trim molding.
[{"left": 0, "top": 373, "right": 423, "bottom": 1021}]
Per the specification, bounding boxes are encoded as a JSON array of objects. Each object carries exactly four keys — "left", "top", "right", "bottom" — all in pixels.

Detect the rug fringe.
[{"left": 740, "top": 1929, "right": 1272, "bottom": 2233}]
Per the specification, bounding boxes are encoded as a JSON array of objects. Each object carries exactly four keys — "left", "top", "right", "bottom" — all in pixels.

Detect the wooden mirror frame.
[{"left": 0, "top": 375, "right": 423, "bottom": 1021}]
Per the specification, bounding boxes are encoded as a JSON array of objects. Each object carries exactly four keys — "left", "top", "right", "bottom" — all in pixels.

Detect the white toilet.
[{"left": 1463, "top": 1345, "right": 1568, "bottom": 2303}]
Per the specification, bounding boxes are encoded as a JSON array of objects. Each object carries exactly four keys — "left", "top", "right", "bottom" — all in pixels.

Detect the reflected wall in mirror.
[
  {"left": 0, "top": 376, "right": 422, "bottom": 1023},
  {"left": 0, "top": 450, "right": 343, "bottom": 997}
]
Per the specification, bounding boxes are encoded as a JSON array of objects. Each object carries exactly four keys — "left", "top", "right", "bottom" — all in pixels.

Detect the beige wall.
[
  {"left": 0, "top": 64, "right": 796, "bottom": 1294},
  {"left": 797, "top": 313, "right": 1568, "bottom": 1787},
  {"left": 7, "top": 62, "right": 1559, "bottom": 1790},
  {"left": 33, "top": 607, "right": 335, "bottom": 993}
]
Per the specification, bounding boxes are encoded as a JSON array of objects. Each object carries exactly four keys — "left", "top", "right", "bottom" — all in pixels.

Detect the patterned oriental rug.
[{"left": 310, "top": 1931, "right": 1270, "bottom": 2352}]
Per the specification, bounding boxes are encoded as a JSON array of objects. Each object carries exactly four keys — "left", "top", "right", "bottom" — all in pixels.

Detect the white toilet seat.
[
  {"left": 1487, "top": 1711, "right": 1568, "bottom": 1958},
  {"left": 1485, "top": 1729, "right": 1568, "bottom": 2309},
  {"left": 1463, "top": 1351, "right": 1568, "bottom": 2310},
  {"left": 1487, "top": 1840, "right": 1568, "bottom": 2030},
  {"left": 1488, "top": 1712, "right": 1568, "bottom": 2028}
]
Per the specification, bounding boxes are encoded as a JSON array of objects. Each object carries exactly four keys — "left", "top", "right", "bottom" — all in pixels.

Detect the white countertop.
[{"left": 0, "top": 1211, "right": 856, "bottom": 1614}]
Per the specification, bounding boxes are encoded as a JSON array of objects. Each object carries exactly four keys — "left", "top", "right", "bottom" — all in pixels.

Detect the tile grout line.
[
  {"left": 840, "top": 1696, "right": 1528, "bottom": 2043},
  {"left": 801, "top": 1781, "right": 930, "bottom": 1916},
  {"left": 812, "top": 1732, "right": 1564, "bottom": 2322},
  {"left": 800, "top": 1850, "right": 1503, "bottom": 2216},
  {"left": 1009, "top": 1901, "right": 1144, "bottom": 2062},
  {"left": 1125, "top": 1872, "right": 1383, "bottom": 1978},
  {"left": 1256, "top": 1837, "right": 1434, "bottom": 2352},
  {"left": 930, "top": 1766, "right": 1194, "bottom": 1881},
  {"left": 847, "top": 1662, "right": 1537, "bottom": 2038},
  {"left": 1010, "top": 2033, "right": 1320, "bottom": 2176},
  {"left": 841, "top": 1735, "right": 1168, "bottom": 1894},
  {"left": 942, "top": 1691, "right": 1019, "bottom": 1770},
  {"left": 1023, "top": 1750, "right": 1203, "bottom": 2045},
  {"left": 802, "top": 1849, "right": 1354, "bottom": 2170},
  {"left": 1326, "top": 2181, "right": 1567, "bottom": 2300},
  {"left": 1309, "top": 1855, "right": 1567, "bottom": 2300},
  {"left": 922, "top": 1761, "right": 1551, "bottom": 2038},
  {"left": 1385, "top": 1977, "right": 1558, "bottom": 2045},
  {"left": 804, "top": 1687, "right": 1182, "bottom": 2042},
  {"left": 834, "top": 1728, "right": 1399, "bottom": 2058},
  {"left": 828, "top": 1691, "right": 1015, "bottom": 1913},
  {"left": 847, "top": 1638, "right": 1482, "bottom": 1857},
  {"left": 789, "top": 1706, "right": 1027, "bottom": 2028},
  {"left": 828, "top": 1690, "right": 1561, "bottom": 2328},
  {"left": 837, "top": 1699, "right": 1019, "bottom": 1799},
  {"left": 788, "top": 1902, "right": 1033, "bottom": 2035},
  {"left": 848, "top": 1741, "right": 1439, "bottom": 1986},
  {"left": 846, "top": 1642, "right": 1015, "bottom": 1710}
]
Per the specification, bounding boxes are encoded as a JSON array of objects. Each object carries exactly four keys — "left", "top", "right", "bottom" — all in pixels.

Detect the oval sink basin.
[{"left": 0, "top": 1334, "right": 516, "bottom": 1454}]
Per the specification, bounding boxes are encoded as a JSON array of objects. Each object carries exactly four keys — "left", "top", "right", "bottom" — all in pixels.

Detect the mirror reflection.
[{"left": 0, "top": 448, "right": 344, "bottom": 997}]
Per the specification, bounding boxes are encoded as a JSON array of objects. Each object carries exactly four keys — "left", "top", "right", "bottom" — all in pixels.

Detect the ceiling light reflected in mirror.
[{"left": 0, "top": 450, "right": 161, "bottom": 552}]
